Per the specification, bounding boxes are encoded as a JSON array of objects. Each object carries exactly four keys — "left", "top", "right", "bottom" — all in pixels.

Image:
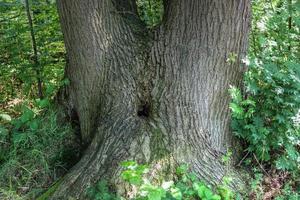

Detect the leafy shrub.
[{"left": 229, "top": 0, "right": 300, "bottom": 173}]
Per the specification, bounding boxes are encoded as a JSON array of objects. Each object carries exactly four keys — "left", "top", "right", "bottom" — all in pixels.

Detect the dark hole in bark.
[
  {"left": 70, "top": 108, "right": 87, "bottom": 151},
  {"left": 137, "top": 102, "right": 150, "bottom": 118}
]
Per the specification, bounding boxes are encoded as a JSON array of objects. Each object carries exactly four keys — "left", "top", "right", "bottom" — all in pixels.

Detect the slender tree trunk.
[
  {"left": 25, "top": 0, "right": 43, "bottom": 98},
  {"left": 53, "top": 0, "right": 251, "bottom": 199}
]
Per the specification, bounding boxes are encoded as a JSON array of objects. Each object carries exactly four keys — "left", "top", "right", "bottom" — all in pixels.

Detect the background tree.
[
  {"left": 0, "top": 0, "right": 65, "bottom": 103},
  {"left": 52, "top": 0, "right": 251, "bottom": 199},
  {"left": 25, "top": 0, "right": 43, "bottom": 98},
  {"left": 0, "top": 1, "right": 73, "bottom": 199}
]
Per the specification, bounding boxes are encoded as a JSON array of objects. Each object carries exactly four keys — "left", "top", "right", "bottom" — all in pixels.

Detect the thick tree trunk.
[{"left": 53, "top": 0, "right": 251, "bottom": 199}]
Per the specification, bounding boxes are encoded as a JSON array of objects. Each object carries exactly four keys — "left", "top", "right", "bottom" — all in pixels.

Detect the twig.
[
  {"left": 237, "top": 151, "right": 250, "bottom": 167},
  {"left": 25, "top": 0, "right": 43, "bottom": 98},
  {"left": 253, "top": 153, "right": 270, "bottom": 177},
  {"left": 0, "top": 13, "right": 21, "bottom": 23}
]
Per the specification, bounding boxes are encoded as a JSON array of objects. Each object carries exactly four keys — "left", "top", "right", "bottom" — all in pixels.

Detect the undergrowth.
[
  {"left": 0, "top": 103, "right": 79, "bottom": 199},
  {"left": 87, "top": 161, "right": 236, "bottom": 200},
  {"left": 229, "top": 0, "right": 300, "bottom": 198}
]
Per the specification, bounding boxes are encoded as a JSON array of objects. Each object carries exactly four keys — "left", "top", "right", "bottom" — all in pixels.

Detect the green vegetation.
[
  {"left": 0, "top": 104, "right": 79, "bottom": 199},
  {"left": 136, "top": 0, "right": 163, "bottom": 27},
  {"left": 0, "top": 0, "right": 299, "bottom": 199},
  {"left": 0, "top": 0, "right": 65, "bottom": 102},
  {"left": 0, "top": 1, "right": 77, "bottom": 199},
  {"left": 230, "top": 0, "right": 300, "bottom": 164},
  {"left": 87, "top": 161, "right": 235, "bottom": 200},
  {"left": 229, "top": 0, "right": 300, "bottom": 198}
]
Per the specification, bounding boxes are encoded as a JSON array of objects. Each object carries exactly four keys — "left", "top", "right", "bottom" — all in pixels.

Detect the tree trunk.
[{"left": 53, "top": 0, "right": 251, "bottom": 199}]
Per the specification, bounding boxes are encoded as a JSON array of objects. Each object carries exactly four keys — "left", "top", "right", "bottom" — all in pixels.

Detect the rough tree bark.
[{"left": 53, "top": 0, "right": 251, "bottom": 199}]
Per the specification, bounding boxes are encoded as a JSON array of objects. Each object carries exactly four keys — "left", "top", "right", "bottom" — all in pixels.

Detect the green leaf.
[
  {"left": 218, "top": 186, "right": 234, "bottom": 200},
  {"left": 276, "top": 157, "right": 290, "bottom": 170},
  {"left": 203, "top": 187, "right": 214, "bottom": 198},
  {"left": 45, "top": 84, "right": 56, "bottom": 96},
  {"left": 148, "top": 189, "right": 166, "bottom": 200},
  {"left": 29, "top": 119, "right": 39, "bottom": 131},
  {"left": 20, "top": 107, "right": 35, "bottom": 123},
  {"left": 120, "top": 160, "right": 136, "bottom": 168},
  {"left": 286, "top": 145, "right": 298, "bottom": 160},
  {"left": 229, "top": 103, "right": 244, "bottom": 117},
  {"left": 193, "top": 183, "right": 206, "bottom": 198},
  {"left": 241, "top": 99, "right": 256, "bottom": 106},
  {"left": 176, "top": 164, "right": 189, "bottom": 175},
  {"left": 161, "top": 181, "right": 173, "bottom": 190},
  {"left": 211, "top": 195, "right": 222, "bottom": 200},
  {"left": 170, "top": 187, "right": 182, "bottom": 200},
  {"left": 121, "top": 170, "right": 142, "bottom": 185},
  {"left": 229, "top": 86, "right": 243, "bottom": 102},
  {"left": 62, "top": 78, "right": 70, "bottom": 86},
  {"left": 0, "top": 113, "right": 11, "bottom": 122},
  {"left": 36, "top": 98, "right": 50, "bottom": 108},
  {"left": 0, "top": 126, "right": 9, "bottom": 138}
]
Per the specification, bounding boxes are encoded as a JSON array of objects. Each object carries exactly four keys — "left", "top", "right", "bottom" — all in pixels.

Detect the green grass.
[{"left": 0, "top": 104, "right": 80, "bottom": 199}]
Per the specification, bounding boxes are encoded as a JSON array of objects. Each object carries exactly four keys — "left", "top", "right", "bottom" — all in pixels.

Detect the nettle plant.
[
  {"left": 229, "top": 0, "right": 300, "bottom": 173},
  {"left": 87, "top": 161, "right": 236, "bottom": 200},
  {"left": 229, "top": 59, "right": 300, "bottom": 172},
  {"left": 229, "top": 60, "right": 300, "bottom": 157}
]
